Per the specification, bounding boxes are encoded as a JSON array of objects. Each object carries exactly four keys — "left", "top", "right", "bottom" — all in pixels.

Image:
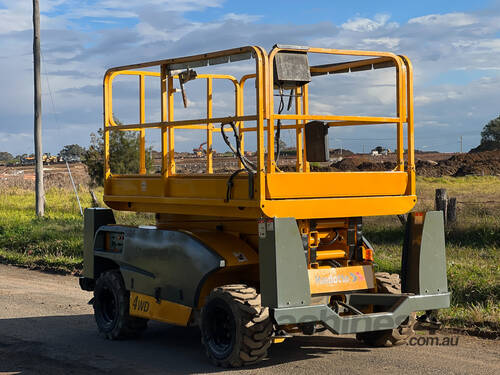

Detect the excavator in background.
[{"left": 192, "top": 142, "right": 207, "bottom": 157}]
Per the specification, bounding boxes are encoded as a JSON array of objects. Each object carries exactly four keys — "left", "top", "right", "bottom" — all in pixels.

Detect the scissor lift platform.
[{"left": 102, "top": 45, "right": 416, "bottom": 219}]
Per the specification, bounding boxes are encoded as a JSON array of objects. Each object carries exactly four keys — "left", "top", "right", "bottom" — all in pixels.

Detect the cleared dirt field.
[{"left": 1, "top": 150, "right": 498, "bottom": 189}]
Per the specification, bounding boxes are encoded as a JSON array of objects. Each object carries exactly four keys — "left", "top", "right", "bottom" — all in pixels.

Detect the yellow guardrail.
[{"left": 102, "top": 45, "right": 416, "bottom": 218}]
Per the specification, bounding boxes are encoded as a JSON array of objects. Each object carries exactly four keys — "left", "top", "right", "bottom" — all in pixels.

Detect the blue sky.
[{"left": 0, "top": 0, "right": 499, "bottom": 155}]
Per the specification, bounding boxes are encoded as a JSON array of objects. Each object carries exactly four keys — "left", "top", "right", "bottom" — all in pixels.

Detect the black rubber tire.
[
  {"left": 93, "top": 270, "right": 148, "bottom": 340},
  {"left": 356, "top": 272, "right": 416, "bottom": 347},
  {"left": 200, "top": 284, "right": 272, "bottom": 367}
]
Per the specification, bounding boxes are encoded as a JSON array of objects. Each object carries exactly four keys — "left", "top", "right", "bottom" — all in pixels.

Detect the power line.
[{"left": 40, "top": 51, "right": 61, "bottom": 132}]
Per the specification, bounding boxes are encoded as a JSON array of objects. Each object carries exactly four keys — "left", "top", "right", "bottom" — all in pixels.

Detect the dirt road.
[{"left": 0, "top": 264, "right": 498, "bottom": 375}]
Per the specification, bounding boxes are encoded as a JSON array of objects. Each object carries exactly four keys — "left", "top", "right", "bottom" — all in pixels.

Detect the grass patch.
[{"left": 0, "top": 187, "right": 153, "bottom": 273}]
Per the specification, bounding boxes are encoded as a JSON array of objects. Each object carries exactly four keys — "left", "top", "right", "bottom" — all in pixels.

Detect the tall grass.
[{"left": 0, "top": 187, "right": 153, "bottom": 273}]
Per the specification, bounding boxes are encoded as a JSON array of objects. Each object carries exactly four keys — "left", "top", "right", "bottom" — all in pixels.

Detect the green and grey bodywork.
[
  {"left": 81, "top": 208, "right": 224, "bottom": 308},
  {"left": 80, "top": 208, "right": 450, "bottom": 334}
]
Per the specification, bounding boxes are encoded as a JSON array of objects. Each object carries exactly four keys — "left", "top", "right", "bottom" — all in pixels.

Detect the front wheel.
[
  {"left": 200, "top": 285, "right": 273, "bottom": 367},
  {"left": 93, "top": 270, "right": 148, "bottom": 339}
]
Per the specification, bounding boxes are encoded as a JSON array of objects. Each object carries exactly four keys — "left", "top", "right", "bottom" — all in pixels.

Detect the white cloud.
[
  {"left": 98, "top": 0, "right": 223, "bottom": 13},
  {"left": 341, "top": 14, "right": 396, "bottom": 32},
  {"left": 222, "top": 13, "right": 263, "bottom": 23},
  {"left": 362, "top": 37, "right": 400, "bottom": 49},
  {"left": 408, "top": 12, "right": 477, "bottom": 27}
]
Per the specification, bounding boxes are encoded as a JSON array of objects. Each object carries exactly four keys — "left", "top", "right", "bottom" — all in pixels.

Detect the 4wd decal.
[
  {"left": 131, "top": 295, "right": 150, "bottom": 313},
  {"left": 129, "top": 292, "right": 193, "bottom": 326}
]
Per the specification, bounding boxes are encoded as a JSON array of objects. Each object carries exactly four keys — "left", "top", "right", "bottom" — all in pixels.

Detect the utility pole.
[
  {"left": 33, "top": 0, "right": 44, "bottom": 216},
  {"left": 460, "top": 136, "right": 463, "bottom": 153}
]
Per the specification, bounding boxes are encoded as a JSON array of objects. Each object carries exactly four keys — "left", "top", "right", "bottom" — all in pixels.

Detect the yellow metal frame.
[{"left": 102, "top": 45, "right": 416, "bottom": 219}]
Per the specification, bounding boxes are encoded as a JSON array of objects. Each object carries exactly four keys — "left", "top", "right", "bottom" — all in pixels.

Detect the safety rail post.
[
  {"left": 167, "top": 74, "right": 175, "bottom": 175},
  {"left": 206, "top": 78, "right": 213, "bottom": 173},
  {"left": 267, "top": 108, "right": 275, "bottom": 173},
  {"left": 295, "top": 86, "right": 304, "bottom": 172},
  {"left": 235, "top": 80, "right": 243, "bottom": 170},
  {"left": 395, "top": 57, "right": 405, "bottom": 172},
  {"left": 302, "top": 84, "right": 310, "bottom": 172},
  {"left": 238, "top": 74, "right": 256, "bottom": 169},
  {"left": 139, "top": 74, "right": 146, "bottom": 174},
  {"left": 255, "top": 49, "right": 266, "bottom": 205},
  {"left": 103, "top": 75, "right": 111, "bottom": 184},
  {"left": 160, "top": 65, "right": 168, "bottom": 181},
  {"left": 401, "top": 55, "right": 416, "bottom": 196},
  {"left": 238, "top": 80, "right": 244, "bottom": 169},
  {"left": 266, "top": 50, "right": 277, "bottom": 174}
]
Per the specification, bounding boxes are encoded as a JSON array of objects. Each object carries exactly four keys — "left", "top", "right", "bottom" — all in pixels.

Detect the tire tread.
[{"left": 201, "top": 284, "right": 272, "bottom": 367}]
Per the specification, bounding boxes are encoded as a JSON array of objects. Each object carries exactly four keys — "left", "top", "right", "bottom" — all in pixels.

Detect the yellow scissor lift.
[{"left": 80, "top": 45, "right": 449, "bottom": 367}]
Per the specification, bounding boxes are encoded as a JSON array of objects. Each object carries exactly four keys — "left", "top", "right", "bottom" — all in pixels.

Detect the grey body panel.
[
  {"left": 93, "top": 225, "right": 223, "bottom": 307},
  {"left": 259, "top": 217, "right": 311, "bottom": 308},
  {"left": 83, "top": 208, "right": 115, "bottom": 278},
  {"left": 402, "top": 211, "right": 448, "bottom": 294}
]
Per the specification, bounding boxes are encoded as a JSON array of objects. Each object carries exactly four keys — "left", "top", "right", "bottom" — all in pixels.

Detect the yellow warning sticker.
[{"left": 308, "top": 265, "right": 374, "bottom": 294}]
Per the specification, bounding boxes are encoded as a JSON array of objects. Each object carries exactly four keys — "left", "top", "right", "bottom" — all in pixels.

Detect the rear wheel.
[
  {"left": 93, "top": 270, "right": 148, "bottom": 339},
  {"left": 356, "top": 272, "right": 416, "bottom": 347},
  {"left": 201, "top": 284, "right": 272, "bottom": 367}
]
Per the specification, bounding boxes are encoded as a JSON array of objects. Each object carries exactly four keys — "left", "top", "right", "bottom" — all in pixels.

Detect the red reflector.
[{"left": 364, "top": 248, "right": 374, "bottom": 261}]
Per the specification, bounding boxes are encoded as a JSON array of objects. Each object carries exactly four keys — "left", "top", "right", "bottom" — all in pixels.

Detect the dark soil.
[
  {"left": 328, "top": 150, "right": 500, "bottom": 177},
  {"left": 150, "top": 150, "right": 500, "bottom": 177},
  {"left": 416, "top": 150, "right": 500, "bottom": 177}
]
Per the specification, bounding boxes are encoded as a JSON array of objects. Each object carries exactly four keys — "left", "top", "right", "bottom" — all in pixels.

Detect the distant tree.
[
  {"left": 481, "top": 115, "right": 500, "bottom": 143},
  {"left": 471, "top": 115, "right": 500, "bottom": 152},
  {"left": 0, "top": 151, "right": 13, "bottom": 162},
  {"left": 59, "top": 144, "right": 85, "bottom": 161},
  {"left": 82, "top": 122, "right": 153, "bottom": 186}
]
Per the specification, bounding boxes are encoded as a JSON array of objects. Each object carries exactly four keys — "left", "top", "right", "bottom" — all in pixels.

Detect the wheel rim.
[
  {"left": 205, "top": 300, "right": 236, "bottom": 358},
  {"left": 99, "top": 286, "right": 118, "bottom": 326}
]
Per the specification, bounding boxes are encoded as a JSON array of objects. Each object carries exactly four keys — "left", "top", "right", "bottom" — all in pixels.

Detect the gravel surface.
[{"left": 0, "top": 264, "right": 498, "bottom": 375}]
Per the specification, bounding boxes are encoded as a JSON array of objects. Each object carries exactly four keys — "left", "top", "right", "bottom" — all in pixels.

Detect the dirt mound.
[
  {"left": 331, "top": 151, "right": 500, "bottom": 176},
  {"left": 329, "top": 159, "right": 397, "bottom": 172},
  {"left": 469, "top": 140, "right": 499, "bottom": 153},
  {"left": 330, "top": 148, "right": 354, "bottom": 156},
  {"left": 331, "top": 158, "right": 359, "bottom": 171},
  {"left": 416, "top": 150, "right": 500, "bottom": 177},
  {"left": 357, "top": 161, "right": 395, "bottom": 171}
]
